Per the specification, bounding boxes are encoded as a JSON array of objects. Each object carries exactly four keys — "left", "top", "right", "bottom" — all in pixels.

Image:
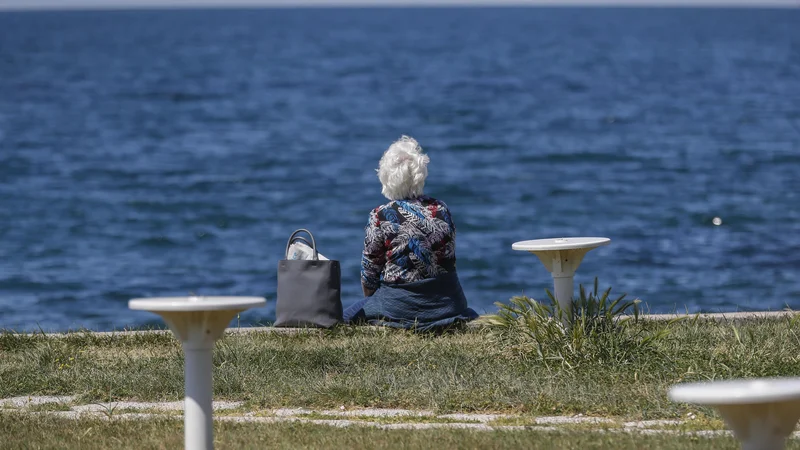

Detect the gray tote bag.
[{"left": 275, "top": 229, "right": 342, "bottom": 328}]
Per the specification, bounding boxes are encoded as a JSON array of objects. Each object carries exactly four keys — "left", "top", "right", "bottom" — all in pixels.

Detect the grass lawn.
[
  {"left": 0, "top": 413, "right": 768, "bottom": 449},
  {"left": 2, "top": 316, "right": 800, "bottom": 419}
]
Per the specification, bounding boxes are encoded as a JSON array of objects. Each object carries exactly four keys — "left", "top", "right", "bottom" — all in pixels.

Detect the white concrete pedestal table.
[
  {"left": 129, "top": 296, "right": 266, "bottom": 450},
  {"left": 669, "top": 378, "right": 800, "bottom": 450},
  {"left": 511, "top": 237, "right": 610, "bottom": 322}
]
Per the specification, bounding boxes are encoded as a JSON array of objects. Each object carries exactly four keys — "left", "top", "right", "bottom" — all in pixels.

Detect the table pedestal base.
[
  {"left": 552, "top": 274, "right": 575, "bottom": 321},
  {"left": 155, "top": 309, "right": 243, "bottom": 450},
  {"left": 535, "top": 248, "right": 592, "bottom": 323},
  {"left": 184, "top": 347, "right": 214, "bottom": 450},
  {"left": 717, "top": 401, "right": 800, "bottom": 450}
]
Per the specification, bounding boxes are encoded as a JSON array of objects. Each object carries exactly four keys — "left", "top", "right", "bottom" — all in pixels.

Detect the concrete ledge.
[
  {"left": 632, "top": 311, "right": 795, "bottom": 322},
  {"left": 28, "top": 325, "right": 387, "bottom": 338},
  {"left": 12, "top": 310, "right": 795, "bottom": 337}
]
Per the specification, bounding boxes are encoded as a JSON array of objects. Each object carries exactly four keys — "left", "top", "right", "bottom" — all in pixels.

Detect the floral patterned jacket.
[{"left": 361, "top": 195, "right": 457, "bottom": 290}]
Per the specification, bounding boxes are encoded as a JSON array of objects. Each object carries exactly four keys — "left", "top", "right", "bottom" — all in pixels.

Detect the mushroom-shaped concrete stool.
[
  {"left": 669, "top": 378, "right": 800, "bottom": 450},
  {"left": 129, "top": 296, "right": 266, "bottom": 450}
]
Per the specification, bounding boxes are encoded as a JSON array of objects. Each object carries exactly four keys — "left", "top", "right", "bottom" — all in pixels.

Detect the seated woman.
[{"left": 343, "top": 136, "right": 478, "bottom": 331}]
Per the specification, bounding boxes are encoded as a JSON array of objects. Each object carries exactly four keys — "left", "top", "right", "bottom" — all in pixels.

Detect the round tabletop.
[
  {"left": 512, "top": 237, "right": 611, "bottom": 252},
  {"left": 129, "top": 296, "right": 266, "bottom": 312},
  {"left": 669, "top": 378, "right": 800, "bottom": 405}
]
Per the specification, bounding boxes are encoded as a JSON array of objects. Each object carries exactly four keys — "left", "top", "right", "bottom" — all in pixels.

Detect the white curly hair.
[{"left": 377, "top": 135, "right": 430, "bottom": 201}]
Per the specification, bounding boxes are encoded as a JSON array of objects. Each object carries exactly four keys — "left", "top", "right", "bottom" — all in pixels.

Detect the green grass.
[
  {"left": 3, "top": 317, "right": 800, "bottom": 419},
  {"left": 479, "top": 279, "right": 674, "bottom": 369},
  {"left": 0, "top": 412, "right": 768, "bottom": 450},
  {"left": 26, "top": 402, "right": 73, "bottom": 412}
]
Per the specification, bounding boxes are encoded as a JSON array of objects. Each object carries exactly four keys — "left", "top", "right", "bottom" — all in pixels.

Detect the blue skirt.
[{"left": 344, "top": 272, "right": 478, "bottom": 331}]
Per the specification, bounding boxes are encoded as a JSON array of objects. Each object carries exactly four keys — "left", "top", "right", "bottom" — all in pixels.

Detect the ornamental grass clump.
[{"left": 480, "top": 278, "right": 678, "bottom": 369}]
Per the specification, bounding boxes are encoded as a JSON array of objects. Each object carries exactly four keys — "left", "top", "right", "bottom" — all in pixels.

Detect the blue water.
[{"left": 1, "top": 7, "right": 799, "bottom": 332}]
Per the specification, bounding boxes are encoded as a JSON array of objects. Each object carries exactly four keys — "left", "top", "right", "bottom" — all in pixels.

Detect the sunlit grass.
[
  {"left": 0, "top": 412, "right": 763, "bottom": 450},
  {"left": 3, "top": 314, "right": 800, "bottom": 419}
]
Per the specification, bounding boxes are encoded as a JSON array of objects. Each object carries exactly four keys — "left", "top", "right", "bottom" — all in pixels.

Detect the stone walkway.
[{"left": 0, "top": 395, "right": 769, "bottom": 438}]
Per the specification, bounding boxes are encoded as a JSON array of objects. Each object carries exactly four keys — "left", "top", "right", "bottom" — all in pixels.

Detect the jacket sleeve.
[{"left": 360, "top": 208, "right": 386, "bottom": 290}]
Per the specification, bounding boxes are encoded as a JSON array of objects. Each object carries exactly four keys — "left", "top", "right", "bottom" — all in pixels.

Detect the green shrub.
[{"left": 479, "top": 278, "right": 679, "bottom": 369}]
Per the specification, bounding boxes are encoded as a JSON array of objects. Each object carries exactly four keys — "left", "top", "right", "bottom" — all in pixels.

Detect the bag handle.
[{"left": 285, "top": 229, "right": 318, "bottom": 260}]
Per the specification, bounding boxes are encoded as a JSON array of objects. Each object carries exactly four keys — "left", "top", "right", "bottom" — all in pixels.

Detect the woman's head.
[{"left": 377, "top": 135, "right": 430, "bottom": 201}]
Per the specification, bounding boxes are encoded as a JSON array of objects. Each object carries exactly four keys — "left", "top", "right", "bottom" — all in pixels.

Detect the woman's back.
[{"left": 362, "top": 195, "right": 456, "bottom": 289}]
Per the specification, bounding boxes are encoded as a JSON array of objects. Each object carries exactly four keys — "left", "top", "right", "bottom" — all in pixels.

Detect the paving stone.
[
  {"left": 71, "top": 401, "right": 242, "bottom": 412},
  {"left": 534, "top": 415, "right": 617, "bottom": 425},
  {"left": 0, "top": 396, "right": 77, "bottom": 408},
  {"left": 623, "top": 419, "right": 683, "bottom": 428},
  {"left": 438, "top": 413, "right": 513, "bottom": 422},
  {"left": 318, "top": 408, "right": 434, "bottom": 418},
  {"left": 273, "top": 408, "right": 313, "bottom": 416}
]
